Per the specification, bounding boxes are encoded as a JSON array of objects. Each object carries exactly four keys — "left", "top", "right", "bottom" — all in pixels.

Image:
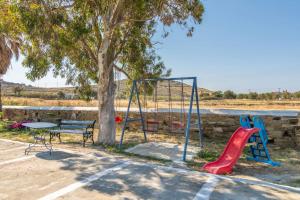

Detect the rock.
[
  {"left": 282, "top": 118, "right": 298, "bottom": 125},
  {"left": 272, "top": 116, "right": 282, "bottom": 120},
  {"left": 294, "top": 126, "right": 300, "bottom": 133},
  {"left": 213, "top": 127, "right": 223, "bottom": 133},
  {"left": 269, "top": 131, "right": 283, "bottom": 138}
]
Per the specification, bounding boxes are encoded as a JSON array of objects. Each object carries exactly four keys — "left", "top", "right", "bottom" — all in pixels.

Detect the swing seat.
[
  {"left": 171, "top": 121, "right": 185, "bottom": 133},
  {"left": 145, "top": 119, "right": 159, "bottom": 132},
  {"left": 147, "top": 119, "right": 159, "bottom": 124},
  {"left": 172, "top": 121, "right": 185, "bottom": 128}
]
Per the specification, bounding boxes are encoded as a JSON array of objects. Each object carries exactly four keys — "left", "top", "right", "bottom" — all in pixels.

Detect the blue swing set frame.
[{"left": 119, "top": 77, "right": 203, "bottom": 161}]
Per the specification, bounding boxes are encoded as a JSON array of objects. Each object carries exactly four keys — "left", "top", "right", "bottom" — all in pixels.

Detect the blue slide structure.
[{"left": 240, "top": 115, "right": 281, "bottom": 167}]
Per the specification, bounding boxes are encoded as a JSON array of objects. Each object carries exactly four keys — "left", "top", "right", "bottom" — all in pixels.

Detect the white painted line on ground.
[
  {"left": 0, "top": 138, "right": 31, "bottom": 145},
  {"left": 0, "top": 155, "right": 35, "bottom": 166},
  {"left": 193, "top": 176, "right": 220, "bottom": 200},
  {"left": 38, "top": 161, "right": 131, "bottom": 200},
  {"left": 1, "top": 146, "right": 26, "bottom": 153},
  {"left": 225, "top": 176, "right": 300, "bottom": 193}
]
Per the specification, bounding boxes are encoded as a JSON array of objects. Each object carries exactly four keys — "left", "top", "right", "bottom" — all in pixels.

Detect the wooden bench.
[{"left": 49, "top": 120, "right": 96, "bottom": 147}]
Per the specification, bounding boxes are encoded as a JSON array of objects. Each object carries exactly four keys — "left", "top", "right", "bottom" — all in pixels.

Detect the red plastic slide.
[{"left": 202, "top": 127, "right": 259, "bottom": 175}]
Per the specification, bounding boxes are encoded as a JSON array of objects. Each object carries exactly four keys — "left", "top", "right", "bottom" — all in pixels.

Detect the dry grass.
[
  {"left": 3, "top": 96, "right": 300, "bottom": 110},
  {"left": 202, "top": 99, "right": 300, "bottom": 110},
  {"left": 3, "top": 97, "right": 97, "bottom": 107}
]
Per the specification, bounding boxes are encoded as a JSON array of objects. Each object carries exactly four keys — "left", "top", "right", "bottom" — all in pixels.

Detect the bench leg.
[
  {"left": 91, "top": 133, "right": 94, "bottom": 145},
  {"left": 50, "top": 133, "right": 61, "bottom": 143},
  {"left": 49, "top": 133, "right": 53, "bottom": 144},
  {"left": 83, "top": 134, "right": 86, "bottom": 147},
  {"left": 58, "top": 133, "right": 62, "bottom": 143}
]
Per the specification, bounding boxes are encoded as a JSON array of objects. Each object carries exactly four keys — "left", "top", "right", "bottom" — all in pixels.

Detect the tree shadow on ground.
[
  {"left": 35, "top": 149, "right": 300, "bottom": 200},
  {"left": 212, "top": 179, "right": 300, "bottom": 200},
  {"left": 36, "top": 151, "right": 81, "bottom": 161}
]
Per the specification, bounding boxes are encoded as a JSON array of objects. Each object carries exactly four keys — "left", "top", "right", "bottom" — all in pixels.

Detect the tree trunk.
[
  {"left": 97, "top": 38, "right": 116, "bottom": 144},
  {"left": 0, "top": 78, "right": 2, "bottom": 112}
]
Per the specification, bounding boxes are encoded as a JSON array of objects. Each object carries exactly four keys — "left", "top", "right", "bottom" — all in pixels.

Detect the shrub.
[{"left": 224, "top": 90, "right": 237, "bottom": 99}]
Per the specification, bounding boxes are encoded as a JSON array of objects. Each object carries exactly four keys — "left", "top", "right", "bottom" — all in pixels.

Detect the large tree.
[
  {"left": 0, "top": 0, "right": 21, "bottom": 112},
  {"left": 14, "top": 0, "right": 204, "bottom": 144}
]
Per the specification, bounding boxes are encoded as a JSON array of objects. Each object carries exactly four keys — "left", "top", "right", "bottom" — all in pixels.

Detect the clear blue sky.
[{"left": 4, "top": 0, "right": 300, "bottom": 92}]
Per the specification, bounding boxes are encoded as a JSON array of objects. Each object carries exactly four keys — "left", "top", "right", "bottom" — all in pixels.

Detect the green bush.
[
  {"left": 196, "top": 149, "right": 219, "bottom": 162},
  {"left": 224, "top": 90, "right": 237, "bottom": 99}
]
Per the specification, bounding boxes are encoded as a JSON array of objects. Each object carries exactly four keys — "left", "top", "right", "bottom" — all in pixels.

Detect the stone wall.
[
  {"left": 200, "top": 114, "right": 300, "bottom": 148},
  {"left": 3, "top": 108, "right": 300, "bottom": 148}
]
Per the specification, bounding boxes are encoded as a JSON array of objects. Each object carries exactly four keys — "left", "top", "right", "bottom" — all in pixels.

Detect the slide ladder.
[{"left": 240, "top": 116, "right": 280, "bottom": 167}]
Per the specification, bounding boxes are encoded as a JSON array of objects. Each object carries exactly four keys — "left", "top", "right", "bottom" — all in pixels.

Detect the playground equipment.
[
  {"left": 203, "top": 116, "right": 280, "bottom": 175},
  {"left": 203, "top": 127, "right": 259, "bottom": 174},
  {"left": 169, "top": 80, "right": 187, "bottom": 133},
  {"left": 143, "top": 81, "right": 159, "bottom": 132},
  {"left": 114, "top": 70, "right": 124, "bottom": 124},
  {"left": 240, "top": 115, "right": 281, "bottom": 166},
  {"left": 119, "top": 77, "right": 203, "bottom": 161}
]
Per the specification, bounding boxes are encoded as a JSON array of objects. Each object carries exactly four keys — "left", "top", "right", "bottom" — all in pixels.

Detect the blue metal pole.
[
  {"left": 137, "top": 77, "right": 197, "bottom": 82},
  {"left": 136, "top": 81, "right": 147, "bottom": 142},
  {"left": 119, "top": 81, "right": 136, "bottom": 148},
  {"left": 182, "top": 79, "right": 196, "bottom": 161},
  {"left": 194, "top": 78, "right": 204, "bottom": 149}
]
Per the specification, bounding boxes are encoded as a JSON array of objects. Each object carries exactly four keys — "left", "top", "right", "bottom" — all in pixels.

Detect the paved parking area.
[{"left": 0, "top": 139, "right": 300, "bottom": 200}]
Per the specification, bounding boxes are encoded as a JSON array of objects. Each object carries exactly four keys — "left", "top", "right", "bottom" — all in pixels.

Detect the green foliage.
[
  {"left": 89, "top": 90, "right": 98, "bottom": 99},
  {"left": 213, "top": 90, "right": 223, "bottom": 98},
  {"left": 200, "top": 92, "right": 210, "bottom": 98},
  {"left": 11, "top": 0, "right": 204, "bottom": 98},
  {"left": 0, "top": 1, "right": 22, "bottom": 74},
  {"left": 196, "top": 149, "right": 219, "bottom": 162},
  {"left": 0, "top": 120, "right": 33, "bottom": 142},
  {"left": 223, "top": 90, "right": 237, "bottom": 99},
  {"left": 13, "top": 86, "right": 23, "bottom": 96},
  {"left": 248, "top": 92, "right": 258, "bottom": 100},
  {"left": 220, "top": 90, "right": 300, "bottom": 100},
  {"left": 57, "top": 91, "right": 65, "bottom": 99},
  {"left": 294, "top": 92, "right": 300, "bottom": 99},
  {"left": 282, "top": 91, "right": 292, "bottom": 99},
  {"left": 237, "top": 93, "right": 248, "bottom": 99}
]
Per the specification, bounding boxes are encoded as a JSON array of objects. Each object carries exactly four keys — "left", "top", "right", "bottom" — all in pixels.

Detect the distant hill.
[
  {"left": 1, "top": 81, "right": 77, "bottom": 98},
  {"left": 2, "top": 81, "right": 28, "bottom": 88},
  {"left": 1, "top": 80, "right": 213, "bottom": 99}
]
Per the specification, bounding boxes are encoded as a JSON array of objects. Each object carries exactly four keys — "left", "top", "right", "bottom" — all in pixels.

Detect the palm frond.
[{"left": 0, "top": 34, "right": 20, "bottom": 75}]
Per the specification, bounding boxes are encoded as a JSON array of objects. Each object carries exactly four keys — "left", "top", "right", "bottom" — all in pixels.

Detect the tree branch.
[
  {"left": 109, "top": 0, "right": 127, "bottom": 30},
  {"left": 92, "top": 16, "right": 102, "bottom": 50},
  {"left": 80, "top": 38, "right": 98, "bottom": 64},
  {"left": 51, "top": 2, "right": 74, "bottom": 11},
  {"left": 113, "top": 64, "right": 131, "bottom": 80}
]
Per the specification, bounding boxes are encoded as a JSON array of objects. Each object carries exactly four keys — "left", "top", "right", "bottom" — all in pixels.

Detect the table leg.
[{"left": 24, "top": 131, "right": 52, "bottom": 155}]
